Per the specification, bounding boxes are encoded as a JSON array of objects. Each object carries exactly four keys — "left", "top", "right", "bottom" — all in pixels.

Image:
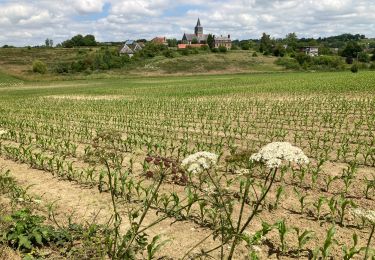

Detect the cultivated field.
[{"left": 0, "top": 71, "right": 374, "bottom": 259}]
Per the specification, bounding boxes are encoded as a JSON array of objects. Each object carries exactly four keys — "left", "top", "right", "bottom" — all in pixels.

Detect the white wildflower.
[
  {"left": 17, "top": 198, "right": 24, "bottom": 202},
  {"left": 0, "top": 129, "right": 8, "bottom": 136},
  {"left": 251, "top": 245, "right": 262, "bottom": 253},
  {"left": 250, "top": 142, "right": 309, "bottom": 169},
  {"left": 350, "top": 207, "right": 375, "bottom": 224},
  {"left": 181, "top": 151, "right": 218, "bottom": 174},
  {"left": 33, "top": 199, "right": 42, "bottom": 204}
]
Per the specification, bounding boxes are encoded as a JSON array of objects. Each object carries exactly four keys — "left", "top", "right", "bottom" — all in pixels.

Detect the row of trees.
[{"left": 58, "top": 34, "right": 97, "bottom": 48}]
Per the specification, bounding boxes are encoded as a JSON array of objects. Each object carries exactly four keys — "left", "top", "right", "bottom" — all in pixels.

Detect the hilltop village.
[{"left": 120, "top": 18, "right": 232, "bottom": 56}]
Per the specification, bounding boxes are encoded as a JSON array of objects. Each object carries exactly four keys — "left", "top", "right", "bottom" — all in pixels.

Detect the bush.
[
  {"left": 295, "top": 53, "right": 312, "bottom": 65},
  {"left": 211, "top": 48, "right": 219, "bottom": 53},
  {"left": 252, "top": 52, "right": 258, "bottom": 57},
  {"left": 54, "top": 62, "right": 70, "bottom": 74},
  {"left": 241, "top": 43, "right": 250, "bottom": 50},
  {"left": 163, "top": 49, "right": 177, "bottom": 58},
  {"left": 358, "top": 52, "right": 370, "bottom": 63},
  {"left": 369, "top": 62, "right": 375, "bottom": 70},
  {"left": 218, "top": 46, "right": 227, "bottom": 53},
  {"left": 200, "top": 45, "right": 210, "bottom": 51},
  {"left": 345, "top": 56, "right": 354, "bottom": 64},
  {"left": 276, "top": 57, "right": 301, "bottom": 70},
  {"left": 351, "top": 63, "right": 359, "bottom": 73},
  {"left": 32, "top": 60, "right": 47, "bottom": 74}
]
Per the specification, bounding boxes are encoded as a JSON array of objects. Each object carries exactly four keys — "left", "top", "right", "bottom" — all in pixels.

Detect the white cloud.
[
  {"left": 0, "top": 0, "right": 374, "bottom": 46},
  {"left": 72, "top": 0, "right": 106, "bottom": 14}
]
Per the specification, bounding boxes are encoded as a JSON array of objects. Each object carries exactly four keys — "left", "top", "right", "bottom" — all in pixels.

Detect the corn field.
[{"left": 0, "top": 71, "right": 374, "bottom": 259}]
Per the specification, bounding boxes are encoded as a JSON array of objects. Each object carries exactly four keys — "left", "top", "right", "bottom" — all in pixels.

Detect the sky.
[{"left": 0, "top": 0, "right": 374, "bottom": 46}]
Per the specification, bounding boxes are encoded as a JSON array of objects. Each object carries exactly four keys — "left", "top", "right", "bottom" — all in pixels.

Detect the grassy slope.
[{"left": 0, "top": 47, "right": 282, "bottom": 80}]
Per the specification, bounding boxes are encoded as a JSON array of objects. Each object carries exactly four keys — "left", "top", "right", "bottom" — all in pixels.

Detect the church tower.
[{"left": 195, "top": 18, "right": 203, "bottom": 37}]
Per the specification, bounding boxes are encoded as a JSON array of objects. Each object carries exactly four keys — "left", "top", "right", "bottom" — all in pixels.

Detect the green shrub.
[
  {"left": 351, "top": 63, "right": 359, "bottom": 73},
  {"left": 252, "top": 52, "right": 258, "bottom": 57},
  {"left": 276, "top": 57, "right": 301, "bottom": 70},
  {"left": 211, "top": 48, "right": 219, "bottom": 53},
  {"left": 369, "top": 62, "right": 375, "bottom": 70},
  {"left": 358, "top": 52, "right": 370, "bottom": 63},
  {"left": 218, "top": 46, "right": 227, "bottom": 53},
  {"left": 54, "top": 62, "right": 70, "bottom": 74},
  {"left": 200, "top": 45, "right": 210, "bottom": 51},
  {"left": 163, "top": 49, "right": 177, "bottom": 58},
  {"left": 32, "top": 60, "right": 47, "bottom": 74}
]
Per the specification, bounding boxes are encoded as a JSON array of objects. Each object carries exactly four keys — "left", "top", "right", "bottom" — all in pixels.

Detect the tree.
[
  {"left": 341, "top": 41, "right": 363, "bottom": 58},
  {"left": 371, "top": 49, "right": 375, "bottom": 61},
  {"left": 358, "top": 52, "right": 370, "bottom": 62},
  {"left": 285, "top": 33, "right": 298, "bottom": 51},
  {"left": 45, "top": 38, "right": 53, "bottom": 48},
  {"left": 207, "top": 34, "right": 215, "bottom": 49},
  {"left": 167, "top": 38, "right": 177, "bottom": 48},
  {"left": 260, "top": 33, "right": 273, "bottom": 54},
  {"left": 191, "top": 37, "right": 198, "bottom": 44},
  {"left": 82, "top": 35, "right": 97, "bottom": 46},
  {"left": 71, "top": 34, "right": 84, "bottom": 46}
]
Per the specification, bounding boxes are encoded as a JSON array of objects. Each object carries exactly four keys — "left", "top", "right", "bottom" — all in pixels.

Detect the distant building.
[
  {"left": 119, "top": 40, "right": 143, "bottom": 57},
  {"left": 182, "top": 18, "right": 208, "bottom": 44},
  {"left": 152, "top": 37, "right": 168, "bottom": 46},
  {"left": 214, "top": 35, "right": 232, "bottom": 49},
  {"left": 182, "top": 18, "right": 232, "bottom": 49},
  {"left": 301, "top": 46, "right": 319, "bottom": 56},
  {"left": 177, "top": 44, "right": 206, "bottom": 49}
]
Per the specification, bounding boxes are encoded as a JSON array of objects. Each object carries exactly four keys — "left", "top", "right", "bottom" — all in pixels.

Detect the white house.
[{"left": 301, "top": 46, "right": 319, "bottom": 57}]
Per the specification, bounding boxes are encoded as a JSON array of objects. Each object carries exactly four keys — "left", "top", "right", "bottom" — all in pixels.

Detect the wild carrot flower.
[
  {"left": 350, "top": 207, "right": 375, "bottom": 224},
  {"left": 250, "top": 142, "right": 309, "bottom": 169},
  {"left": 0, "top": 129, "right": 7, "bottom": 136},
  {"left": 181, "top": 151, "right": 218, "bottom": 174}
]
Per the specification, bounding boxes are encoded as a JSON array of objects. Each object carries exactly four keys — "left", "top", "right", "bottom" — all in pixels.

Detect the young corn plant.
[
  {"left": 293, "top": 227, "right": 314, "bottom": 256},
  {"left": 342, "top": 233, "right": 364, "bottom": 260},
  {"left": 294, "top": 187, "right": 309, "bottom": 215},
  {"left": 276, "top": 219, "right": 288, "bottom": 253},
  {"left": 314, "top": 226, "right": 338, "bottom": 260}
]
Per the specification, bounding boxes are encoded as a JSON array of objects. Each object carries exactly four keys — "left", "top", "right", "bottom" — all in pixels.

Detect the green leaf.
[{"left": 18, "top": 235, "right": 32, "bottom": 250}]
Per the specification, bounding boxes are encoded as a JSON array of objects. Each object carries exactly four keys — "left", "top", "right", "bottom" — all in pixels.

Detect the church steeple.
[{"left": 195, "top": 18, "right": 203, "bottom": 37}]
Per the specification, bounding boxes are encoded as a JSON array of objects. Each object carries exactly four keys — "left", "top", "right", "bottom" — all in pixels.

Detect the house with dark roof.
[{"left": 119, "top": 40, "right": 143, "bottom": 57}]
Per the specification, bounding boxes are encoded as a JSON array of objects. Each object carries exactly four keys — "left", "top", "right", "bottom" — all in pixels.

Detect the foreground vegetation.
[{"left": 0, "top": 71, "right": 374, "bottom": 259}]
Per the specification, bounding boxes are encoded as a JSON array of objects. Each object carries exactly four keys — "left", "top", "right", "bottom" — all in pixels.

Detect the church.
[
  {"left": 182, "top": 18, "right": 208, "bottom": 44},
  {"left": 182, "top": 18, "right": 232, "bottom": 49}
]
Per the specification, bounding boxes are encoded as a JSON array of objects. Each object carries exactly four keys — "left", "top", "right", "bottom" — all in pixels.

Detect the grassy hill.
[{"left": 0, "top": 47, "right": 283, "bottom": 80}]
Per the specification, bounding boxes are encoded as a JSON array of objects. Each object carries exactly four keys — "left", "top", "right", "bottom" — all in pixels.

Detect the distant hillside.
[{"left": 0, "top": 47, "right": 283, "bottom": 80}]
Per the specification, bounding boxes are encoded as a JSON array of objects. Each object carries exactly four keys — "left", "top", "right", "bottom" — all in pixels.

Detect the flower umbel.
[
  {"left": 250, "top": 142, "right": 309, "bottom": 169},
  {"left": 181, "top": 151, "right": 218, "bottom": 174},
  {"left": 350, "top": 207, "right": 375, "bottom": 225}
]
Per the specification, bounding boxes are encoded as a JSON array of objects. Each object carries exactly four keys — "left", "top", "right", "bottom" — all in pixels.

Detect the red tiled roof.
[{"left": 178, "top": 44, "right": 207, "bottom": 49}]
